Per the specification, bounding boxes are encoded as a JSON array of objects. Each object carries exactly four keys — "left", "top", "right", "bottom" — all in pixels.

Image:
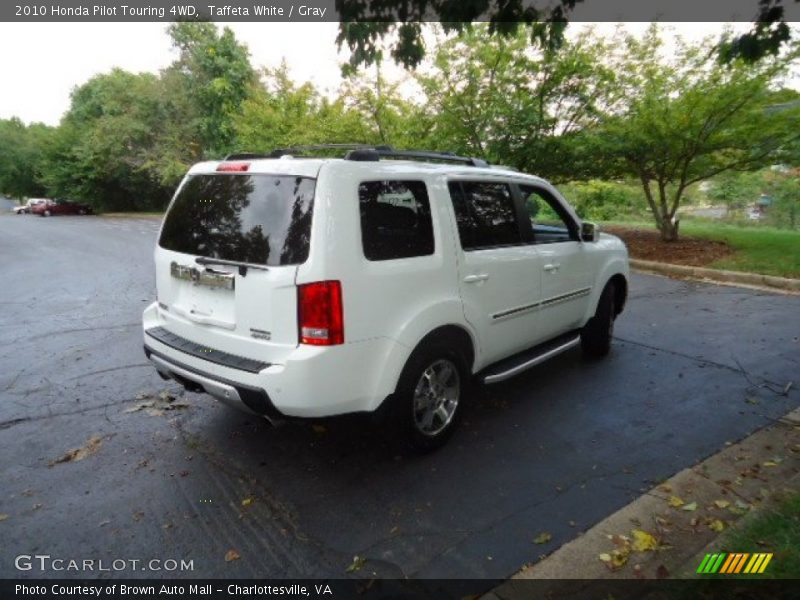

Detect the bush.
[{"left": 560, "top": 180, "right": 644, "bottom": 221}]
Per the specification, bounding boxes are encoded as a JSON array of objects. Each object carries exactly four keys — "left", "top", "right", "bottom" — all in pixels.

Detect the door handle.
[
  {"left": 543, "top": 263, "right": 561, "bottom": 272},
  {"left": 464, "top": 273, "right": 490, "bottom": 283}
]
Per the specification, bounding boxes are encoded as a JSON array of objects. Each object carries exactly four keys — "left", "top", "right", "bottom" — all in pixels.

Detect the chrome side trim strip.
[
  {"left": 491, "top": 287, "right": 592, "bottom": 321},
  {"left": 483, "top": 336, "right": 581, "bottom": 384}
]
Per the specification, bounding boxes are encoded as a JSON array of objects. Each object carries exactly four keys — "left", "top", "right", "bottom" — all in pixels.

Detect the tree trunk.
[{"left": 659, "top": 219, "right": 680, "bottom": 242}]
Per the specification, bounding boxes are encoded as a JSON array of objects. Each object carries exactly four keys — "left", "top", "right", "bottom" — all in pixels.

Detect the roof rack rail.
[
  {"left": 227, "top": 145, "right": 490, "bottom": 168},
  {"left": 223, "top": 152, "right": 270, "bottom": 160},
  {"left": 347, "top": 147, "right": 489, "bottom": 167},
  {"left": 268, "top": 144, "right": 393, "bottom": 158}
]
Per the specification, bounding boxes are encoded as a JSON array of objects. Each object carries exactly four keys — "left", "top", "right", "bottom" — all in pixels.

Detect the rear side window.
[
  {"left": 359, "top": 180, "right": 434, "bottom": 261},
  {"left": 448, "top": 181, "right": 521, "bottom": 250},
  {"left": 159, "top": 174, "right": 314, "bottom": 266}
]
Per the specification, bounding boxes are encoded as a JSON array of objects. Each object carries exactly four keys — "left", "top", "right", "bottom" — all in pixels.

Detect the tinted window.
[
  {"left": 519, "top": 184, "right": 576, "bottom": 244},
  {"left": 159, "top": 174, "right": 314, "bottom": 266},
  {"left": 359, "top": 180, "right": 434, "bottom": 261},
  {"left": 448, "top": 181, "right": 520, "bottom": 249}
]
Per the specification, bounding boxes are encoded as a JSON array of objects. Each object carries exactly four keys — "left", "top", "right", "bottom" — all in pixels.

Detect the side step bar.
[{"left": 481, "top": 333, "right": 581, "bottom": 384}]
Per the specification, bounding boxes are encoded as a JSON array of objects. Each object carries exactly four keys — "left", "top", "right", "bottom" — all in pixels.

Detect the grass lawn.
[
  {"left": 604, "top": 219, "right": 800, "bottom": 279},
  {"left": 711, "top": 491, "right": 800, "bottom": 578},
  {"left": 681, "top": 222, "right": 800, "bottom": 280}
]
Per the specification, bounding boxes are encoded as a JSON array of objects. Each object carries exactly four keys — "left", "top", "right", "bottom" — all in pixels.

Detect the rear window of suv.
[{"left": 159, "top": 174, "right": 315, "bottom": 266}]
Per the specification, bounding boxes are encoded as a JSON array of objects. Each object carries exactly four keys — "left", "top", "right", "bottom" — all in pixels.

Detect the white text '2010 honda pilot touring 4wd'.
[{"left": 143, "top": 146, "right": 629, "bottom": 451}]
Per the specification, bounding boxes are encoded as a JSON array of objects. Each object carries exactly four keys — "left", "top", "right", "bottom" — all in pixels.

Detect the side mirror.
[{"left": 581, "top": 221, "right": 600, "bottom": 242}]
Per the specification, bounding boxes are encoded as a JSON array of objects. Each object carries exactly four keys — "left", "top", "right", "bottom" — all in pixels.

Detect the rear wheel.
[
  {"left": 581, "top": 282, "right": 616, "bottom": 358},
  {"left": 391, "top": 342, "right": 468, "bottom": 452},
  {"left": 43, "top": 210, "right": 51, "bottom": 217}
]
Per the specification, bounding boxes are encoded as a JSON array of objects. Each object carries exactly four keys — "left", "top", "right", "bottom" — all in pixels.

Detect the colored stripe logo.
[{"left": 697, "top": 552, "right": 773, "bottom": 574}]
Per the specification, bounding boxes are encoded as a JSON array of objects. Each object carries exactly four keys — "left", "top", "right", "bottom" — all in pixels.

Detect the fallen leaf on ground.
[
  {"left": 346, "top": 555, "right": 366, "bottom": 573},
  {"left": 98, "top": 519, "right": 111, "bottom": 527},
  {"left": 533, "top": 532, "right": 552, "bottom": 544},
  {"left": 735, "top": 500, "right": 750, "bottom": 511},
  {"left": 0, "top": 514, "right": 8, "bottom": 521},
  {"left": 241, "top": 497, "right": 254, "bottom": 507},
  {"left": 668, "top": 496, "right": 685, "bottom": 508},
  {"left": 708, "top": 519, "right": 726, "bottom": 532},
  {"left": 49, "top": 436, "right": 104, "bottom": 466},
  {"left": 681, "top": 502, "right": 698, "bottom": 512},
  {"left": 714, "top": 500, "right": 731, "bottom": 509},
  {"left": 631, "top": 529, "right": 658, "bottom": 552},
  {"left": 224, "top": 549, "right": 240, "bottom": 562},
  {"left": 599, "top": 547, "right": 630, "bottom": 570},
  {"left": 658, "top": 484, "right": 672, "bottom": 493},
  {"left": 762, "top": 461, "right": 779, "bottom": 467},
  {"left": 125, "top": 391, "right": 188, "bottom": 416}
]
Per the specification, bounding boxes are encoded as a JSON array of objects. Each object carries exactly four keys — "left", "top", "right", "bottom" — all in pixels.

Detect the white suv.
[{"left": 142, "top": 146, "right": 629, "bottom": 450}]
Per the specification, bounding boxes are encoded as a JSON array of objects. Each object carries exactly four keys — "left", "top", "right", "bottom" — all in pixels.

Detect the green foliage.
[
  {"left": 416, "top": 25, "right": 612, "bottom": 179},
  {"left": 592, "top": 25, "right": 800, "bottom": 240},
  {"left": 707, "top": 171, "right": 765, "bottom": 210},
  {"left": 763, "top": 168, "right": 800, "bottom": 229},
  {"left": 38, "top": 69, "right": 173, "bottom": 211},
  {"left": 166, "top": 22, "right": 255, "bottom": 158},
  {"left": 336, "top": 12, "right": 572, "bottom": 73},
  {"left": 0, "top": 118, "right": 53, "bottom": 200},
  {"left": 560, "top": 180, "right": 644, "bottom": 221}
]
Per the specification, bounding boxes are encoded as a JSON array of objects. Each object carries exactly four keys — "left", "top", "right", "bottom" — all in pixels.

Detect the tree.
[
  {"left": 593, "top": 26, "right": 800, "bottom": 241},
  {"left": 167, "top": 22, "right": 255, "bottom": 158},
  {"left": 336, "top": 1, "right": 798, "bottom": 71},
  {"left": 414, "top": 25, "right": 613, "bottom": 179},
  {"left": 39, "top": 69, "right": 174, "bottom": 210},
  {"left": 0, "top": 118, "right": 53, "bottom": 200}
]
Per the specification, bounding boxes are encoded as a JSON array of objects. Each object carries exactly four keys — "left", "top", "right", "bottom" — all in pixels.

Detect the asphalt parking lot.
[{"left": 0, "top": 215, "right": 798, "bottom": 581}]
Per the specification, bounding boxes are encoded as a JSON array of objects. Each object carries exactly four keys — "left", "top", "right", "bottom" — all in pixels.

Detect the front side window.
[
  {"left": 519, "top": 184, "right": 577, "bottom": 244},
  {"left": 159, "top": 174, "right": 315, "bottom": 266},
  {"left": 448, "top": 181, "right": 521, "bottom": 250},
  {"left": 359, "top": 180, "right": 434, "bottom": 261}
]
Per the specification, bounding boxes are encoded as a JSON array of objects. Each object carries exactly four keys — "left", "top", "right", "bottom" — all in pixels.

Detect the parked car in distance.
[
  {"left": 32, "top": 199, "right": 93, "bottom": 217},
  {"left": 143, "top": 145, "right": 629, "bottom": 451},
  {"left": 12, "top": 198, "right": 48, "bottom": 214}
]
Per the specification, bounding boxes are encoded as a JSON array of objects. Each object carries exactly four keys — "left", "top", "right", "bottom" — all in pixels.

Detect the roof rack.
[
  {"left": 223, "top": 152, "right": 271, "bottom": 161},
  {"left": 226, "top": 145, "right": 489, "bottom": 168}
]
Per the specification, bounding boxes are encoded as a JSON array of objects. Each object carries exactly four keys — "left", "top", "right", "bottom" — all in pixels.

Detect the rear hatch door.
[{"left": 153, "top": 170, "right": 316, "bottom": 366}]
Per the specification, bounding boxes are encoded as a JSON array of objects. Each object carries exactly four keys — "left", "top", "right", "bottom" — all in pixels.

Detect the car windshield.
[{"left": 159, "top": 173, "right": 315, "bottom": 267}]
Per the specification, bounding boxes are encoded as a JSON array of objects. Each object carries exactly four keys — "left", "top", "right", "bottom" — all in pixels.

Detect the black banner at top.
[{"left": 2, "top": 0, "right": 800, "bottom": 22}]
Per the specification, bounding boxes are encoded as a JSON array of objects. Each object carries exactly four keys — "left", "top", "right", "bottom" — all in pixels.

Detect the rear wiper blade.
[{"left": 195, "top": 257, "right": 269, "bottom": 277}]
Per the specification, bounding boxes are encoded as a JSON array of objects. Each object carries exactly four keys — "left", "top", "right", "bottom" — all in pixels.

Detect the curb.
[
  {"left": 483, "top": 406, "right": 800, "bottom": 596},
  {"left": 630, "top": 259, "right": 800, "bottom": 293}
]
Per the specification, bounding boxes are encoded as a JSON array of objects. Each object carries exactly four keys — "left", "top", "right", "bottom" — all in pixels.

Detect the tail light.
[{"left": 298, "top": 281, "right": 344, "bottom": 345}]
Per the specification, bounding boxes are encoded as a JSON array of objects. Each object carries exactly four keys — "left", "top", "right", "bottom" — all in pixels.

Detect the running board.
[{"left": 481, "top": 333, "right": 581, "bottom": 384}]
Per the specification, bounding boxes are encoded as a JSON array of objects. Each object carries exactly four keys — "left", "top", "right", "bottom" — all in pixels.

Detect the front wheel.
[
  {"left": 581, "top": 282, "right": 616, "bottom": 358},
  {"left": 392, "top": 343, "right": 468, "bottom": 453}
]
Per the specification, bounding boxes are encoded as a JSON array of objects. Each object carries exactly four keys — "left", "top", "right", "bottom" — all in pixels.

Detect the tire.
[
  {"left": 43, "top": 210, "right": 51, "bottom": 217},
  {"left": 78, "top": 208, "right": 86, "bottom": 215},
  {"left": 390, "top": 341, "right": 469, "bottom": 453},
  {"left": 581, "top": 282, "right": 616, "bottom": 358}
]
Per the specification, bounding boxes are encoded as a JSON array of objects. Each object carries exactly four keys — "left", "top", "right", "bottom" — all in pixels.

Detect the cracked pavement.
[{"left": 0, "top": 215, "right": 798, "bottom": 582}]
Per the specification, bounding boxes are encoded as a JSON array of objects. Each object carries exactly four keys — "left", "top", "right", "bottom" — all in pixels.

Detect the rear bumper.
[
  {"left": 142, "top": 303, "right": 403, "bottom": 419},
  {"left": 143, "top": 345, "right": 285, "bottom": 423}
]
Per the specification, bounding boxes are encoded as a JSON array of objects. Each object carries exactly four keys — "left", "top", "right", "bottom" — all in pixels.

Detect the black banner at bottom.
[{"left": 3, "top": 578, "right": 800, "bottom": 600}]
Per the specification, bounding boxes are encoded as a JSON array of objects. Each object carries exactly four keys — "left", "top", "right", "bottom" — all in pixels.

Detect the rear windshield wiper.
[{"left": 195, "top": 256, "right": 270, "bottom": 277}]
